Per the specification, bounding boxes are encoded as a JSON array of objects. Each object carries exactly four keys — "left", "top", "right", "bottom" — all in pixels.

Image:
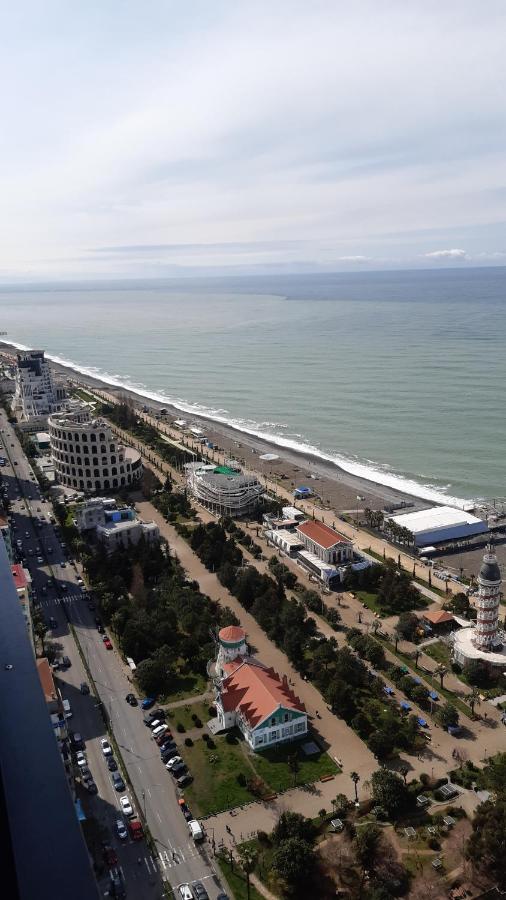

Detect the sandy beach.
[{"left": 33, "top": 352, "right": 430, "bottom": 516}]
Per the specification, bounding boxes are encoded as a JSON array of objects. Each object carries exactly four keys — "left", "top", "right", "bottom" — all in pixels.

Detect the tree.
[
  {"left": 332, "top": 793, "right": 350, "bottom": 817},
  {"left": 370, "top": 769, "right": 408, "bottom": 818},
  {"left": 354, "top": 823, "right": 381, "bottom": 869},
  {"left": 434, "top": 664, "right": 447, "bottom": 689},
  {"left": 237, "top": 845, "right": 258, "bottom": 900},
  {"left": 271, "top": 837, "right": 316, "bottom": 893},
  {"left": 271, "top": 812, "right": 316, "bottom": 848},
  {"left": 437, "top": 701, "right": 459, "bottom": 729},
  {"left": 368, "top": 729, "right": 395, "bottom": 761},
  {"left": 469, "top": 688, "right": 482, "bottom": 717},
  {"left": 32, "top": 609, "right": 49, "bottom": 656},
  {"left": 287, "top": 753, "right": 300, "bottom": 787},
  {"left": 395, "top": 612, "right": 419, "bottom": 642},
  {"left": 350, "top": 771, "right": 360, "bottom": 803},
  {"left": 466, "top": 798, "right": 506, "bottom": 888}
]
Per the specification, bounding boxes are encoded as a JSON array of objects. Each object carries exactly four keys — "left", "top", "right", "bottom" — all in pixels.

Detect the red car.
[
  {"left": 155, "top": 731, "right": 172, "bottom": 746},
  {"left": 102, "top": 844, "right": 118, "bottom": 866},
  {"left": 104, "top": 638, "right": 113, "bottom": 650},
  {"left": 128, "top": 820, "right": 144, "bottom": 841}
]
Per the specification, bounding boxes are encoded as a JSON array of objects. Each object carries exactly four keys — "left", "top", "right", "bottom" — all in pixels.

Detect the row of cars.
[{"left": 143, "top": 707, "right": 193, "bottom": 788}]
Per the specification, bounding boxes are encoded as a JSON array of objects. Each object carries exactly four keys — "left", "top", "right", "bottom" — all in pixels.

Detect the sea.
[{"left": 1, "top": 267, "right": 504, "bottom": 508}]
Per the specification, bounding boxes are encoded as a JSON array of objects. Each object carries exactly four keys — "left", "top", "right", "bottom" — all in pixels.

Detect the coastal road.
[{"left": 0, "top": 410, "right": 228, "bottom": 899}]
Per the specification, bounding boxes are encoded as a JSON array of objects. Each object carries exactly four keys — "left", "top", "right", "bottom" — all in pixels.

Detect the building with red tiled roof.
[
  {"left": 215, "top": 659, "right": 307, "bottom": 751},
  {"left": 296, "top": 520, "right": 353, "bottom": 564},
  {"left": 422, "top": 609, "right": 456, "bottom": 633}
]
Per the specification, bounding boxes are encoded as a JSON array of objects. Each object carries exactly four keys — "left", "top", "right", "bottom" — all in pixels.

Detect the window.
[
  {"left": 81, "top": 434, "right": 87, "bottom": 443},
  {"left": 111, "top": 467, "right": 117, "bottom": 475},
  {"left": 99, "top": 433, "right": 105, "bottom": 441},
  {"left": 100, "top": 444, "right": 106, "bottom": 454},
  {"left": 110, "top": 455, "right": 116, "bottom": 464},
  {"left": 284, "top": 713, "right": 289, "bottom": 723},
  {"left": 94, "top": 469, "right": 100, "bottom": 477},
  {"left": 270, "top": 730, "right": 278, "bottom": 742},
  {"left": 270, "top": 717, "right": 275, "bottom": 726},
  {"left": 90, "top": 434, "right": 96, "bottom": 443}
]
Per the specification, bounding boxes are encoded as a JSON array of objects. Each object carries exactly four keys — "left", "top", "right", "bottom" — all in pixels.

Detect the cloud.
[
  {"left": 337, "top": 255, "right": 371, "bottom": 263},
  {"left": 424, "top": 249, "right": 469, "bottom": 260}
]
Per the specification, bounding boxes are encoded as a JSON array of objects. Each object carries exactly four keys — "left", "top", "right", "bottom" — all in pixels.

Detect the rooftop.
[
  {"left": 219, "top": 625, "right": 246, "bottom": 644},
  {"left": 423, "top": 609, "right": 455, "bottom": 625},
  {"left": 11, "top": 564, "right": 28, "bottom": 591},
  {"left": 36, "top": 658, "right": 58, "bottom": 703},
  {"left": 388, "top": 505, "right": 486, "bottom": 535},
  {"left": 220, "top": 660, "right": 305, "bottom": 728},
  {"left": 297, "top": 519, "right": 351, "bottom": 549}
]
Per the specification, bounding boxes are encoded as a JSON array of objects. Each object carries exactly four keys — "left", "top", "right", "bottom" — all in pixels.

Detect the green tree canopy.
[
  {"left": 370, "top": 769, "right": 408, "bottom": 817},
  {"left": 271, "top": 812, "right": 317, "bottom": 848},
  {"left": 466, "top": 798, "right": 506, "bottom": 888},
  {"left": 271, "top": 837, "right": 316, "bottom": 893}
]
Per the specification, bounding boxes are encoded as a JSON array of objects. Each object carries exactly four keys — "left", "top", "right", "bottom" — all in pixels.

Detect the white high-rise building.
[{"left": 13, "top": 350, "right": 65, "bottom": 420}]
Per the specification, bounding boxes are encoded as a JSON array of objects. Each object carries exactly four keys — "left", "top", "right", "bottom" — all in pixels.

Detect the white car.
[
  {"left": 178, "top": 885, "right": 194, "bottom": 900},
  {"left": 101, "top": 738, "right": 112, "bottom": 756},
  {"left": 37, "top": 556, "right": 43, "bottom": 564},
  {"left": 119, "top": 795, "right": 133, "bottom": 817},
  {"left": 165, "top": 756, "right": 183, "bottom": 771},
  {"left": 76, "top": 751, "right": 87, "bottom": 767}
]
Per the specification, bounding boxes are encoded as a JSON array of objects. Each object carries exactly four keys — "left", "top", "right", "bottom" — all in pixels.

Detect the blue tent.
[
  {"left": 410, "top": 676, "right": 422, "bottom": 685},
  {"left": 400, "top": 701, "right": 411, "bottom": 711},
  {"left": 383, "top": 686, "right": 394, "bottom": 696},
  {"left": 429, "top": 691, "right": 439, "bottom": 701},
  {"left": 417, "top": 717, "right": 428, "bottom": 727},
  {"left": 294, "top": 486, "right": 312, "bottom": 498}
]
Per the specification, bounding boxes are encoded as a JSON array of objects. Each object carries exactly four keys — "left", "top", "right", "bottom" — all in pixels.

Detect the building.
[
  {"left": 282, "top": 506, "right": 306, "bottom": 522},
  {"left": 0, "top": 534, "right": 99, "bottom": 899},
  {"left": 75, "top": 497, "right": 118, "bottom": 531},
  {"left": 212, "top": 626, "right": 307, "bottom": 750},
  {"left": 265, "top": 528, "right": 304, "bottom": 557},
  {"left": 35, "top": 431, "right": 51, "bottom": 451},
  {"left": 296, "top": 520, "right": 353, "bottom": 565},
  {"left": 422, "top": 609, "right": 456, "bottom": 634},
  {"left": 11, "top": 563, "right": 32, "bottom": 643},
  {"left": 453, "top": 545, "right": 506, "bottom": 671},
  {"left": 0, "top": 513, "right": 13, "bottom": 561},
  {"left": 294, "top": 486, "right": 313, "bottom": 499},
  {"left": 96, "top": 516, "right": 159, "bottom": 554},
  {"left": 48, "top": 410, "right": 142, "bottom": 493},
  {"left": 387, "top": 505, "right": 488, "bottom": 549},
  {"left": 186, "top": 462, "right": 264, "bottom": 517},
  {"left": 12, "top": 350, "right": 66, "bottom": 420}
]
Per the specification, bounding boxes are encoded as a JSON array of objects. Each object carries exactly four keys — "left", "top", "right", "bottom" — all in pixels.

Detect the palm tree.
[
  {"left": 435, "top": 665, "right": 447, "bottom": 689},
  {"left": 413, "top": 649, "right": 421, "bottom": 668},
  {"left": 469, "top": 688, "right": 481, "bottom": 718},
  {"left": 350, "top": 771, "right": 360, "bottom": 804},
  {"left": 399, "top": 764, "right": 409, "bottom": 785},
  {"left": 238, "top": 846, "right": 257, "bottom": 900}
]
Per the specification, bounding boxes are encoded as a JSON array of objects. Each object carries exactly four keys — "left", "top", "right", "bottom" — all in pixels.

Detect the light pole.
[{"left": 142, "top": 789, "right": 146, "bottom": 819}]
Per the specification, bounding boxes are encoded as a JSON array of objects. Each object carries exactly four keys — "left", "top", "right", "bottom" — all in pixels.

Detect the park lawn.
[
  {"left": 253, "top": 739, "right": 339, "bottom": 792},
  {"left": 182, "top": 736, "right": 255, "bottom": 815},
  {"left": 182, "top": 732, "right": 339, "bottom": 815},
  {"left": 356, "top": 590, "right": 386, "bottom": 617},
  {"left": 216, "top": 856, "right": 264, "bottom": 900},
  {"left": 166, "top": 700, "right": 211, "bottom": 731},
  {"left": 423, "top": 641, "right": 451, "bottom": 667},
  {"left": 162, "top": 670, "right": 208, "bottom": 703}
]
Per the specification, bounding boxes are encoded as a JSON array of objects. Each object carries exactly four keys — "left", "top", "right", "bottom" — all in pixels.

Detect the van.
[
  {"left": 152, "top": 724, "right": 168, "bottom": 739},
  {"left": 188, "top": 819, "right": 204, "bottom": 842},
  {"left": 62, "top": 699, "right": 72, "bottom": 719}
]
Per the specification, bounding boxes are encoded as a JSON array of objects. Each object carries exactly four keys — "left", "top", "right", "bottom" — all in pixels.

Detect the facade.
[
  {"left": 296, "top": 520, "right": 353, "bottom": 565},
  {"left": 11, "top": 563, "right": 33, "bottom": 643},
  {"left": 387, "top": 505, "right": 488, "bottom": 548},
  {"left": 453, "top": 545, "right": 506, "bottom": 671},
  {"left": 265, "top": 528, "right": 304, "bottom": 557},
  {"left": 186, "top": 463, "right": 264, "bottom": 517},
  {"left": 96, "top": 517, "right": 159, "bottom": 554},
  {"left": 75, "top": 497, "right": 118, "bottom": 531},
  {"left": 12, "top": 350, "right": 66, "bottom": 420},
  {"left": 213, "top": 626, "right": 307, "bottom": 750},
  {"left": 49, "top": 410, "right": 142, "bottom": 493}
]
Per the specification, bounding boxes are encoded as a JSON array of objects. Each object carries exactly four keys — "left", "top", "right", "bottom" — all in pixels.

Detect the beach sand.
[{"left": 36, "top": 354, "right": 429, "bottom": 516}]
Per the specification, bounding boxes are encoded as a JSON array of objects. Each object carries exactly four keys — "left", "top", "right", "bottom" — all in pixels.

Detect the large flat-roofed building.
[
  {"left": 296, "top": 520, "right": 353, "bottom": 565},
  {"left": 265, "top": 528, "right": 304, "bottom": 557},
  {"left": 387, "top": 505, "right": 488, "bottom": 548},
  {"left": 96, "top": 516, "right": 160, "bottom": 554},
  {"left": 187, "top": 462, "right": 264, "bottom": 517},
  {"left": 49, "top": 410, "right": 142, "bottom": 494}
]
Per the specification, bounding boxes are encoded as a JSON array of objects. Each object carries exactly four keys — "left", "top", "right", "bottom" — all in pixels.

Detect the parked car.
[
  {"left": 141, "top": 697, "right": 156, "bottom": 710},
  {"left": 155, "top": 731, "right": 171, "bottom": 746},
  {"left": 70, "top": 732, "right": 84, "bottom": 750},
  {"left": 160, "top": 743, "right": 177, "bottom": 760},
  {"left": 128, "top": 819, "right": 144, "bottom": 841},
  {"left": 101, "top": 738, "right": 112, "bottom": 756},
  {"left": 49, "top": 617, "right": 58, "bottom": 629},
  {"left": 107, "top": 756, "right": 118, "bottom": 771},
  {"left": 61, "top": 656, "right": 71, "bottom": 668},
  {"left": 176, "top": 773, "right": 193, "bottom": 788},
  {"left": 115, "top": 819, "right": 128, "bottom": 841},
  {"left": 104, "top": 638, "right": 113, "bottom": 650},
  {"left": 60, "top": 561, "right": 66, "bottom": 568},
  {"left": 76, "top": 751, "right": 87, "bottom": 768},
  {"left": 111, "top": 772, "right": 125, "bottom": 792},
  {"left": 80, "top": 682, "right": 90, "bottom": 695},
  {"left": 97, "top": 624, "right": 105, "bottom": 634},
  {"left": 86, "top": 780, "right": 98, "bottom": 794},
  {"left": 171, "top": 762, "right": 187, "bottom": 777},
  {"left": 119, "top": 796, "right": 134, "bottom": 817},
  {"left": 165, "top": 756, "right": 183, "bottom": 770},
  {"left": 143, "top": 714, "right": 157, "bottom": 727},
  {"left": 152, "top": 723, "right": 168, "bottom": 739},
  {"left": 125, "top": 693, "right": 138, "bottom": 706},
  {"left": 153, "top": 708, "right": 166, "bottom": 719},
  {"left": 178, "top": 886, "right": 194, "bottom": 900}
]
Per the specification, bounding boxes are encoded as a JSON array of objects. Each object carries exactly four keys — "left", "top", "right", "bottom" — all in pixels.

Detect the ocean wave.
[{"left": 1, "top": 339, "right": 471, "bottom": 509}]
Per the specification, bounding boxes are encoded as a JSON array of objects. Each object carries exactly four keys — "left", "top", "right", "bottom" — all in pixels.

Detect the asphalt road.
[{"left": 0, "top": 411, "right": 227, "bottom": 900}]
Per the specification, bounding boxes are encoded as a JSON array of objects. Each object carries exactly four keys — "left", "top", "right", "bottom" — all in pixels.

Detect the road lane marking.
[{"left": 158, "top": 853, "right": 166, "bottom": 870}]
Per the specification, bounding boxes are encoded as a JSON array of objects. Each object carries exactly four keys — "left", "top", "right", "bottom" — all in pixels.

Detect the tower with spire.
[{"left": 472, "top": 543, "right": 502, "bottom": 651}]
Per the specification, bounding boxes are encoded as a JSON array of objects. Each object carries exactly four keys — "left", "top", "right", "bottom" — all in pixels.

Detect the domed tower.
[
  {"left": 216, "top": 625, "right": 247, "bottom": 677},
  {"left": 473, "top": 544, "right": 502, "bottom": 651}
]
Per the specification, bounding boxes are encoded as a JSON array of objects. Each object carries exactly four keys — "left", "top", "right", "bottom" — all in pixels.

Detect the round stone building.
[{"left": 49, "top": 410, "right": 142, "bottom": 494}]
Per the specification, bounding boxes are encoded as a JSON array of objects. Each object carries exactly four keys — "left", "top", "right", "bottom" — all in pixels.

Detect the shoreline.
[{"left": 1, "top": 340, "right": 468, "bottom": 513}]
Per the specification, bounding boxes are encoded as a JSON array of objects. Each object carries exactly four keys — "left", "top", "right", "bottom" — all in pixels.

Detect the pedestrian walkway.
[{"left": 166, "top": 691, "right": 213, "bottom": 711}]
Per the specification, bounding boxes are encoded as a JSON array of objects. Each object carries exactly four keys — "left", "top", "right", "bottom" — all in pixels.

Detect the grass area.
[
  {"left": 423, "top": 641, "right": 452, "bottom": 667},
  {"left": 216, "top": 856, "right": 265, "bottom": 900},
  {"left": 182, "top": 732, "right": 339, "bottom": 816},
  {"left": 365, "top": 547, "right": 447, "bottom": 598},
  {"left": 161, "top": 672, "right": 208, "bottom": 703},
  {"left": 166, "top": 700, "right": 211, "bottom": 731},
  {"left": 355, "top": 589, "right": 386, "bottom": 617}
]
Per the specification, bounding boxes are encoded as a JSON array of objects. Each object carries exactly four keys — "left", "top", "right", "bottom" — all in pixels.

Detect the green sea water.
[{"left": 1, "top": 267, "right": 505, "bottom": 505}]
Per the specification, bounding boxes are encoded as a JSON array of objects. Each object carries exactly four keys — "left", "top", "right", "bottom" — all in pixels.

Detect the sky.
[{"left": 1, "top": 1, "right": 506, "bottom": 280}]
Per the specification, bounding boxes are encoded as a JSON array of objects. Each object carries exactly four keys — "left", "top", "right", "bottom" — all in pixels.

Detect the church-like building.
[{"left": 212, "top": 625, "right": 308, "bottom": 751}]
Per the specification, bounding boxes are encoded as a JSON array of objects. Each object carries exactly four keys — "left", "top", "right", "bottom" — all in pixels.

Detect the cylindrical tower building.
[
  {"left": 472, "top": 544, "right": 502, "bottom": 650},
  {"left": 216, "top": 625, "right": 247, "bottom": 677}
]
